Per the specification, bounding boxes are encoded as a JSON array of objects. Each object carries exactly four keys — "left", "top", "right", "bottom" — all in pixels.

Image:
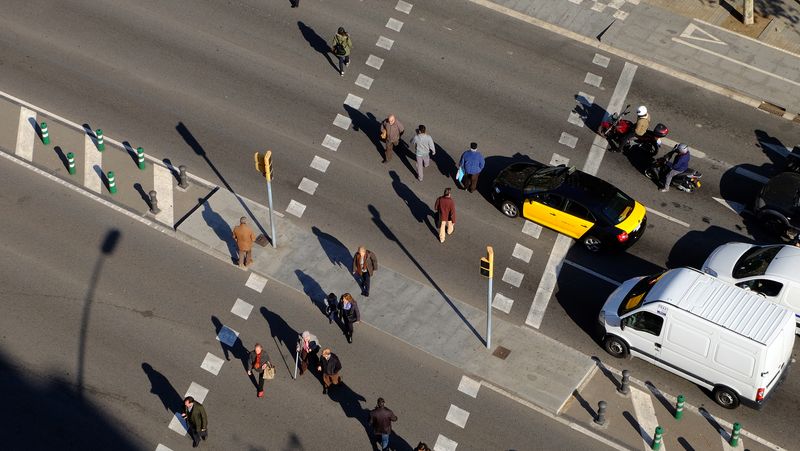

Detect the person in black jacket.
[
  {"left": 181, "top": 396, "right": 208, "bottom": 447},
  {"left": 339, "top": 293, "right": 361, "bottom": 343},
  {"left": 370, "top": 397, "right": 398, "bottom": 451},
  {"left": 317, "top": 347, "right": 342, "bottom": 394}
]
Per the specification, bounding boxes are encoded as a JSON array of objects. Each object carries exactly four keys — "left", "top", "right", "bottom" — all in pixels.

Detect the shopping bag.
[{"left": 455, "top": 167, "right": 464, "bottom": 183}]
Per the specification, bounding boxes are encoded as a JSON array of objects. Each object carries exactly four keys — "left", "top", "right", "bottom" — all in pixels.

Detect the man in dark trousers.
[
  {"left": 370, "top": 397, "right": 398, "bottom": 451},
  {"left": 247, "top": 343, "right": 271, "bottom": 398},
  {"left": 434, "top": 188, "right": 456, "bottom": 243},
  {"left": 457, "top": 142, "right": 485, "bottom": 193},
  {"left": 317, "top": 348, "right": 342, "bottom": 394},
  {"left": 352, "top": 246, "right": 378, "bottom": 297},
  {"left": 181, "top": 396, "right": 208, "bottom": 448}
]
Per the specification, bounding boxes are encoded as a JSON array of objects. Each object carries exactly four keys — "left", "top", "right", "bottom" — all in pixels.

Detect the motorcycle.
[
  {"left": 599, "top": 105, "right": 669, "bottom": 155},
  {"left": 599, "top": 105, "right": 630, "bottom": 151},
  {"left": 627, "top": 123, "right": 669, "bottom": 156},
  {"left": 644, "top": 157, "right": 703, "bottom": 193}
]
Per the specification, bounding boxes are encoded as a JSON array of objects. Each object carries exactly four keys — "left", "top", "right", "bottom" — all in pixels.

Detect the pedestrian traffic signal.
[
  {"left": 480, "top": 246, "right": 494, "bottom": 278},
  {"left": 254, "top": 151, "right": 265, "bottom": 174},
  {"left": 264, "top": 150, "right": 274, "bottom": 182}
]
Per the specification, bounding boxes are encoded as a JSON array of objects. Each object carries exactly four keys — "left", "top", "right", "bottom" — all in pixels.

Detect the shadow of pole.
[
  {"left": 77, "top": 229, "right": 121, "bottom": 401},
  {"left": 367, "top": 204, "right": 483, "bottom": 342}
]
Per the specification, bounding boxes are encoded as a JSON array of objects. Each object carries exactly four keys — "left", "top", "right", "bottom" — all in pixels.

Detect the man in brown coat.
[
  {"left": 232, "top": 216, "right": 256, "bottom": 268},
  {"left": 380, "top": 114, "right": 404, "bottom": 163},
  {"left": 369, "top": 397, "right": 398, "bottom": 451},
  {"left": 434, "top": 188, "right": 456, "bottom": 243},
  {"left": 352, "top": 246, "right": 378, "bottom": 297}
]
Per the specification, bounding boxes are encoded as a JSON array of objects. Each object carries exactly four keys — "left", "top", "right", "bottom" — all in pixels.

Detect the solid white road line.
[
  {"left": 562, "top": 260, "right": 621, "bottom": 286},
  {"left": 660, "top": 137, "right": 707, "bottom": 159},
  {"left": 310, "top": 155, "right": 330, "bottom": 173},
  {"left": 584, "top": 72, "right": 602, "bottom": 87},
  {"left": 366, "top": 54, "right": 385, "bottom": 70},
  {"left": 298, "top": 177, "right": 319, "bottom": 195},
  {"left": 355, "top": 74, "right": 374, "bottom": 90},
  {"left": 333, "top": 114, "right": 352, "bottom": 130},
  {"left": 231, "top": 298, "right": 254, "bottom": 320},
  {"left": 200, "top": 352, "right": 225, "bottom": 376},
  {"left": 522, "top": 220, "right": 542, "bottom": 238},
  {"left": 153, "top": 164, "right": 174, "bottom": 226},
  {"left": 286, "top": 199, "right": 307, "bottom": 218},
  {"left": 445, "top": 404, "right": 470, "bottom": 428},
  {"left": 526, "top": 234, "right": 571, "bottom": 329},
  {"left": 343, "top": 93, "right": 363, "bottom": 110},
  {"left": 245, "top": 273, "right": 268, "bottom": 292},
  {"left": 512, "top": 243, "right": 533, "bottom": 263},
  {"left": 713, "top": 197, "right": 748, "bottom": 215},
  {"left": 457, "top": 375, "right": 481, "bottom": 398},
  {"left": 646, "top": 207, "right": 691, "bottom": 228},
  {"left": 322, "top": 134, "right": 342, "bottom": 151},
  {"left": 631, "top": 387, "right": 662, "bottom": 451},
  {"left": 386, "top": 18, "right": 404, "bottom": 32},
  {"left": 491, "top": 292, "right": 514, "bottom": 314},
  {"left": 376, "top": 36, "right": 395, "bottom": 50},
  {"left": 593, "top": 53, "right": 611, "bottom": 68},
  {"left": 84, "top": 134, "right": 102, "bottom": 193},
  {"left": 216, "top": 325, "right": 240, "bottom": 347},
  {"left": 558, "top": 132, "right": 578, "bottom": 148},
  {"left": 502, "top": 267, "right": 524, "bottom": 287},
  {"left": 433, "top": 434, "right": 458, "bottom": 451},
  {"left": 15, "top": 107, "right": 36, "bottom": 161},
  {"left": 395, "top": 0, "right": 413, "bottom": 14}
]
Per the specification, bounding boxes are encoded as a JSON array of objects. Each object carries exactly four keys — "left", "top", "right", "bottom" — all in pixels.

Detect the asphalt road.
[{"left": 2, "top": 0, "right": 800, "bottom": 447}]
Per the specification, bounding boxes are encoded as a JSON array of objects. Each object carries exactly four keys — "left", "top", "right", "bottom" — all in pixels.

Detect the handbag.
[
  {"left": 455, "top": 167, "right": 465, "bottom": 183},
  {"left": 380, "top": 128, "right": 387, "bottom": 141},
  {"left": 264, "top": 362, "right": 276, "bottom": 380}
]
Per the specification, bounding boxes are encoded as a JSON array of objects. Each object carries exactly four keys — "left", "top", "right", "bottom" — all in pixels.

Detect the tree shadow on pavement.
[
  {"left": 260, "top": 306, "right": 301, "bottom": 377},
  {"left": 312, "top": 226, "right": 352, "bottom": 269},
  {"left": 298, "top": 21, "right": 338, "bottom": 73},
  {"left": 142, "top": 363, "right": 182, "bottom": 414},
  {"left": 368, "top": 204, "right": 484, "bottom": 342},
  {"left": 295, "top": 269, "right": 328, "bottom": 317},
  {"left": 754, "top": 0, "right": 800, "bottom": 25},
  {"left": 389, "top": 170, "right": 436, "bottom": 237},
  {"left": 200, "top": 200, "right": 238, "bottom": 264},
  {"left": 344, "top": 106, "right": 384, "bottom": 160}
]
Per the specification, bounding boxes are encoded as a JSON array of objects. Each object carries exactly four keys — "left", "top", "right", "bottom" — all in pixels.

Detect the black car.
[
  {"left": 491, "top": 162, "right": 647, "bottom": 252},
  {"left": 754, "top": 172, "right": 800, "bottom": 240}
]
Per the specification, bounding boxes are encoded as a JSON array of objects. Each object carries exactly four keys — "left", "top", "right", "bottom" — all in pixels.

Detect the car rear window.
[
  {"left": 618, "top": 272, "right": 665, "bottom": 317},
  {"left": 600, "top": 192, "right": 635, "bottom": 225},
  {"left": 732, "top": 246, "right": 782, "bottom": 278}
]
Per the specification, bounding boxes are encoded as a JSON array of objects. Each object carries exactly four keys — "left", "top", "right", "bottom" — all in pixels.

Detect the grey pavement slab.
[
  {"left": 0, "top": 98, "right": 20, "bottom": 153},
  {"left": 176, "top": 187, "right": 594, "bottom": 414}
]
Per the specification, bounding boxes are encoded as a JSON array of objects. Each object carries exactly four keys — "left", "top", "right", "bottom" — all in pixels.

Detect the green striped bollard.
[
  {"left": 96, "top": 129, "right": 105, "bottom": 151},
  {"left": 107, "top": 171, "right": 117, "bottom": 194},
  {"left": 66, "top": 152, "right": 76, "bottom": 175},
  {"left": 674, "top": 395, "right": 685, "bottom": 420},
  {"left": 137, "top": 147, "right": 145, "bottom": 170},
  {"left": 730, "top": 423, "right": 741, "bottom": 447},
  {"left": 40, "top": 122, "right": 50, "bottom": 144},
  {"left": 651, "top": 426, "right": 663, "bottom": 451}
]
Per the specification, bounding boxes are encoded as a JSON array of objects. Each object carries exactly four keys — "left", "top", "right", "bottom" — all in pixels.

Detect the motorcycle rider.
[
  {"left": 659, "top": 143, "right": 691, "bottom": 192},
  {"left": 621, "top": 106, "right": 650, "bottom": 150}
]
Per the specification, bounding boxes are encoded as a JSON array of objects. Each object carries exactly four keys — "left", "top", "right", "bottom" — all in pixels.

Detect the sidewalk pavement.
[
  {"left": 478, "top": 0, "right": 800, "bottom": 116},
  {"left": 563, "top": 358, "right": 781, "bottom": 451}
]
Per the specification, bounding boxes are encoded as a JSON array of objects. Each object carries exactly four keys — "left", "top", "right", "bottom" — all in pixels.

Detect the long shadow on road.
[{"left": 298, "top": 21, "right": 338, "bottom": 74}]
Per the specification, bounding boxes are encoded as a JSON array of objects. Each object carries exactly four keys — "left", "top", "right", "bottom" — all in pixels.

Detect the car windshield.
[
  {"left": 599, "top": 191, "right": 635, "bottom": 225},
  {"left": 618, "top": 272, "right": 665, "bottom": 317},
  {"left": 732, "top": 245, "right": 782, "bottom": 279},
  {"left": 525, "top": 166, "right": 569, "bottom": 191}
]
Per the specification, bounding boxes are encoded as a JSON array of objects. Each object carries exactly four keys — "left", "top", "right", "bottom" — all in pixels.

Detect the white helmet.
[{"left": 637, "top": 106, "right": 648, "bottom": 117}]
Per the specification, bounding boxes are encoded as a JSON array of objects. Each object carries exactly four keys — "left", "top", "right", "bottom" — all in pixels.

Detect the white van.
[{"left": 598, "top": 267, "right": 795, "bottom": 409}]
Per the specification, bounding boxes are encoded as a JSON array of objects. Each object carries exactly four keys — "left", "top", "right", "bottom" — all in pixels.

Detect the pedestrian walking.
[
  {"left": 330, "top": 27, "right": 352, "bottom": 76},
  {"left": 369, "top": 397, "right": 398, "bottom": 451},
  {"left": 297, "top": 330, "right": 320, "bottom": 376},
  {"left": 339, "top": 293, "right": 361, "bottom": 343},
  {"left": 324, "top": 292, "right": 340, "bottom": 324},
  {"left": 457, "top": 142, "right": 485, "bottom": 193},
  {"left": 352, "top": 246, "right": 378, "bottom": 297},
  {"left": 290, "top": 0, "right": 299, "bottom": 7},
  {"left": 247, "top": 343, "right": 272, "bottom": 398},
  {"left": 232, "top": 216, "right": 256, "bottom": 268},
  {"left": 181, "top": 396, "right": 208, "bottom": 448},
  {"left": 434, "top": 188, "right": 456, "bottom": 243},
  {"left": 380, "top": 114, "right": 405, "bottom": 163},
  {"left": 317, "top": 348, "right": 342, "bottom": 394},
  {"left": 409, "top": 125, "right": 435, "bottom": 181}
]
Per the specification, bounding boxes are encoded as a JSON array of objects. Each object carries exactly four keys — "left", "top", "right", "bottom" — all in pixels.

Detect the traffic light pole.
[
  {"left": 266, "top": 178, "right": 276, "bottom": 248},
  {"left": 255, "top": 151, "right": 277, "bottom": 248},
  {"left": 481, "top": 246, "right": 494, "bottom": 350}
]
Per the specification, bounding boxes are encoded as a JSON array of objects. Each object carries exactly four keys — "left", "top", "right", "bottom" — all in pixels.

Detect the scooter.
[
  {"left": 644, "top": 157, "right": 703, "bottom": 193},
  {"left": 599, "top": 105, "right": 669, "bottom": 155},
  {"left": 627, "top": 123, "right": 670, "bottom": 156}
]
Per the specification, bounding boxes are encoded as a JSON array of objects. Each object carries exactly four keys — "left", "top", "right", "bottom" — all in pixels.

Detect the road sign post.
[
  {"left": 480, "top": 246, "right": 494, "bottom": 349},
  {"left": 254, "top": 151, "right": 277, "bottom": 248}
]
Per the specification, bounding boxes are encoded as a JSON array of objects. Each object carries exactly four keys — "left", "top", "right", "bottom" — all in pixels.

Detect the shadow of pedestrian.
[
  {"left": 328, "top": 382, "right": 372, "bottom": 447},
  {"left": 260, "top": 306, "right": 301, "bottom": 377},
  {"left": 211, "top": 315, "right": 247, "bottom": 364},
  {"left": 298, "top": 21, "right": 338, "bottom": 73},
  {"left": 368, "top": 204, "right": 483, "bottom": 342},
  {"left": 142, "top": 363, "right": 182, "bottom": 414},
  {"left": 389, "top": 171, "right": 436, "bottom": 236},
  {"left": 432, "top": 143, "right": 457, "bottom": 180},
  {"left": 393, "top": 138, "right": 417, "bottom": 178},
  {"left": 200, "top": 199, "right": 238, "bottom": 264},
  {"left": 573, "top": 92, "right": 610, "bottom": 132},
  {"left": 388, "top": 432, "right": 414, "bottom": 451},
  {"left": 295, "top": 269, "right": 328, "bottom": 317},
  {"left": 755, "top": 129, "right": 790, "bottom": 167},
  {"left": 312, "top": 226, "right": 352, "bottom": 269},
  {"left": 344, "top": 106, "right": 384, "bottom": 159}
]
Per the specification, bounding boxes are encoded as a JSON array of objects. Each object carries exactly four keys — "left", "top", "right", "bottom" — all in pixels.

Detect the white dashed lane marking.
[
  {"left": 355, "top": 74, "right": 374, "bottom": 90},
  {"left": 568, "top": 111, "right": 585, "bottom": 127},
  {"left": 153, "top": 164, "right": 174, "bottom": 226},
  {"left": 386, "top": 18, "right": 404, "bottom": 32},
  {"left": 492, "top": 292, "right": 514, "bottom": 314},
  {"left": 322, "top": 134, "right": 342, "bottom": 151},
  {"left": 563, "top": 260, "right": 621, "bottom": 286},
  {"left": 376, "top": 36, "right": 395, "bottom": 50},
  {"left": 169, "top": 382, "right": 210, "bottom": 435},
  {"left": 592, "top": 53, "right": 611, "bottom": 68},
  {"left": 591, "top": 2, "right": 606, "bottom": 12},
  {"left": 298, "top": 177, "right": 319, "bottom": 195},
  {"left": 614, "top": 10, "right": 629, "bottom": 20},
  {"left": 286, "top": 199, "right": 307, "bottom": 218},
  {"left": 457, "top": 375, "right": 481, "bottom": 398},
  {"left": 200, "top": 352, "right": 225, "bottom": 376},
  {"left": 558, "top": 132, "right": 578, "bottom": 149},
  {"left": 584, "top": 72, "right": 603, "bottom": 87},
  {"left": 84, "top": 133, "right": 102, "bottom": 193},
  {"left": 577, "top": 91, "right": 595, "bottom": 106},
  {"left": 549, "top": 153, "right": 570, "bottom": 166},
  {"left": 366, "top": 54, "right": 385, "bottom": 70},
  {"left": 713, "top": 197, "right": 747, "bottom": 214},
  {"left": 522, "top": 220, "right": 542, "bottom": 239},
  {"left": 511, "top": 243, "right": 533, "bottom": 263},
  {"left": 155, "top": 444, "right": 173, "bottom": 451},
  {"left": 344, "top": 93, "right": 363, "bottom": 110},
  {"left": 216, "top": 325, "right": 240, "bottom": 347},
  {"left": 333, "top": 114, "right": 352, "bottom": 130},
  {"left": 245, "top": 273, "right": 268, "bottom": 292},
  {"left": 310, "top": 156, "right": 330, "bottom": 173},
  {"left": 15, "top": 107, "right": 36, "bottom": 161},
  {"left": 647, "top": 207, "right": 690, "bottom": 228},
  {"left": 631, "top": 387, "right": 663, "bottom": 451},
  {"left": 445, "top": 404, "right": 470, "bottom": 428},
  {"left": 501, "top": 267, "right": 524, "bottom": 287},
  {"left": 395, "top": 0, "right": 413, "bottom": 14},
  {"left": 231, "top": 298, "right": 254, "bottom": 319},
  {"left": 434, "top": 434, "right": 458, "bottom": 451}
]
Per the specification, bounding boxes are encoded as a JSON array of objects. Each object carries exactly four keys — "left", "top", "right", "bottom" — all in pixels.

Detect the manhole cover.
[{"left": 492, "top": 346, "right": 511, "bottom": 360}]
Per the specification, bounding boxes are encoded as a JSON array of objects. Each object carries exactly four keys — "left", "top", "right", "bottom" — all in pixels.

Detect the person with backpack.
[{"left": 330, "top": 27, "right": 352, "bottom": 76}]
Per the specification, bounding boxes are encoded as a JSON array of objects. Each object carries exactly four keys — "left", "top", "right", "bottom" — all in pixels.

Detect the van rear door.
[{"left": 760, "top": 315, "right": 795, "bottom": 400}]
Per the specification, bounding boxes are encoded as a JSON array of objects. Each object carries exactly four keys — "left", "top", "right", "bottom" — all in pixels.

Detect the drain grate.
[{"left": 492, "top": 346, "right": 511, "bottom": 360}]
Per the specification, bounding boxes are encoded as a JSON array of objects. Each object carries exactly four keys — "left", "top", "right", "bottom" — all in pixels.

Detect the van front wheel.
[
  {"left": 603, "top": 336, "right": 629, "bottom": 358},
  {"left": 713, "top": 386, "right": 740, "bottom": 409}
]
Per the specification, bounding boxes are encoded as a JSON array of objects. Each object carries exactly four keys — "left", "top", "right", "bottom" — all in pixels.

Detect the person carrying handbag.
[
  {"left": 247, "top": 343, "right": 273, "bottom": 398},
  {"left": 330, "top": 27, "right": 352, "bottom": 76},
  {"left": 297, "top": 331, "right": 320, "bottom": 376}
]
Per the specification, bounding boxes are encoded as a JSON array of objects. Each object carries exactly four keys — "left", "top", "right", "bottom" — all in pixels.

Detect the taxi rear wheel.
[
  {"left": 500, "top": 200, "right": 519, "bottom": 218},
  {"left": 582, "top": 235, "right": 603, "bottom": 253}
]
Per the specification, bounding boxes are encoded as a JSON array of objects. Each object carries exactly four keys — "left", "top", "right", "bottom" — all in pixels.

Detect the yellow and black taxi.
[{"left": 492, "top": 162, "right": 647, "bottom": 252}]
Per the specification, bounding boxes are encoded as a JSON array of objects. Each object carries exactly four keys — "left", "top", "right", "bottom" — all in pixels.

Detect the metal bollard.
[
  {"left": 137, "top": 147, "right": 145, "bottom": 170},
  {"left": 66, "top": 152, "right": 76, "bottom": 175},
  {"left": 96, "top": 129, "right": 105, "bottom": 151},
  {"left": 107, "top": 171, "right": 117, "bottom": 194},
  {"left": 594, "top": 400, "right": 607, "bottom": 426},
  {"left": 41, "top": 122, "right": 50, "bottom": 145},
  {"left": 148, "top": 190, "right": 161, "bottom": 214},
  {"left": 178, "top": 164, "right": 189, "bottom": 189},
  {"left": 675, "top": 395, "right": 685, "bottom": 420},
  {"left": 730, "top": 422, "right": 741, "bottom": 447},
  {"left": 652, "top": 426, "right": 663, "bottom": 450},
  {"left": 618, "top": 369, "right": 631, "bottom": 395}
]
